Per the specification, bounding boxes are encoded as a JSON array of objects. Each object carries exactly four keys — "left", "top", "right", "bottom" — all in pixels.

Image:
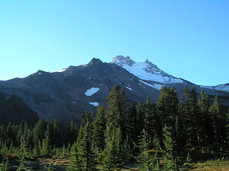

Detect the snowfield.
[
  {"left": 201, "top": 84, "right": 229, "bottom": 93},
  {"left": 140, "top": 80, "right": 163, "bottom": 90},
  {"left": 122, "top": 62, "right": 183, "bottom": 84},
  {"left": 112, "top": 56, "right": 183, "bottom": 84},
  {"left": 89, "top": 102, "right": 100, "bottom": 106},
  {"left": 51, "top": 69, "right": 66, "bottom": 73},
  {"left": 126, "top": 86, "right": 133, "bottom": 91},
  {"left": 85, "top": 87, "right": 100, "bottom": 96}
]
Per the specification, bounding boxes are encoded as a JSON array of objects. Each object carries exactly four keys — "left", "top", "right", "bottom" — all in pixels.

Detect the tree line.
[{"left": 0, "top": 85, "right": 228, "bottom": 170}]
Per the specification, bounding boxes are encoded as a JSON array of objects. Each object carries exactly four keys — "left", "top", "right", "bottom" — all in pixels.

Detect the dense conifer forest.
[{"left": 0, "top": 85, "right": 228, "bottom": 170}]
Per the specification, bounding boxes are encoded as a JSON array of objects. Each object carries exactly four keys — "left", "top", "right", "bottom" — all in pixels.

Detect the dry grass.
[
  {"left": 3, "top": 154, "right": 229, "bottom": 171},
  {"left": 187, "top": 160, "right": 229, "bottom": 171}
]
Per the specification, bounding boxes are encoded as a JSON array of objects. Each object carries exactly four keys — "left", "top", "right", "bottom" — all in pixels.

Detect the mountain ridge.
[
  {"left": 111, "top": 55, "right": 184, "bottom": 84},
  {"left": 111, "top": 55, "right": 229, "bottom": 92},
  {"left": 0, "top": 56, "right": 228, "bottom": 121}
]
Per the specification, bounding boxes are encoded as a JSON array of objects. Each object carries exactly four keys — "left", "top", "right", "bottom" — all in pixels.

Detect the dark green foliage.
[
  {"left": 197, "top": 90, "right": 211, "bottom": 147},
  {"left": 209, "top": 95, "right": 227, "bottom": 148},
  {"left": 33, "top": 119, "right": 48, "bottom": 153},
  {"left": 0, "top": 159, "right": 9, "bottom": 171},
  {"left": 0, "top": 85, "right": 228, "bottom": 170},
  {"left": 92, "top": 106, "right": 106, "bottom": 153},
  {"left": 68, "top": 143, "right": 82, "bottom": 171},
  {"left": 126, "top": 103, "right": 140, "bottom": 155},
  {"left": 104, "top": 128, "right": 122, "bottom": 170},
  {"left": 0, "top": 92, "right": 39, "bottom": 125},
  {"left": 105, "top": 85, "right": 130, "bottom": 164},
  {"left": 17, "top": 130, "right": 28, "bottom": 171},
  {"left": 188, "top": 87, "right": 199, "bottom": 148},
  {"left": 157, "top": 87, "right": 179, "bottom": 128},
  {"left": 69, "top": 113, "right": 96, "bottom": 171},
  {"left": 226, "top": 109, "right": 229, "bottom": 146},
  {"left": 137, "top": 129, "right": 159, "bottom": 171},
  {"left": 162, "top": 126, "right": 178, "bottom": 171},
  {"left": 66, "top": 121, "right": 78, "bottom": 145},
  {"left": 106, "top": 85, "right": 124, "bottom": 134}
]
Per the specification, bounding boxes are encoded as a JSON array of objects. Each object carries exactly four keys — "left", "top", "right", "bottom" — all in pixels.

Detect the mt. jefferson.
[{"left": 0, "top": 56, "right": 228, "bottom": 121}]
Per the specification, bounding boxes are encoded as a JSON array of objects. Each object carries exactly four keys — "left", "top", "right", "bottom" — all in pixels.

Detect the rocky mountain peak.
[
  {"left": 33, "top": 70, "right": 48, "bottom": 76},
  {"left": 144, "top": 59, "right": 160, "bottom": 71},
  {"left": 112, "top": 55, "right": 183, "bottom": 84},
  {"left": 112, "top": 55, "right": 135, "bottom": 67},
  {"left": 87, "top": 58, "right": 103, "bottom": 66}
]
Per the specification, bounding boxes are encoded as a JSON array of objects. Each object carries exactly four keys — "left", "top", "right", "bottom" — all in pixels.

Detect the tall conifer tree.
[
  {"left": 105, "top": 85, "right": 128, "bottom": 164},
  {"left": 70, "top": 113, "right": 96, "bottom": 171},
  {"left": 197, "top": 90, "right": 210, "bottom": 147},
  {"left": 209, "top": 95, "right": 226, "bottom": 147},
  {"left": 92, "top": 106, "right": 106, "bottom": 153}
]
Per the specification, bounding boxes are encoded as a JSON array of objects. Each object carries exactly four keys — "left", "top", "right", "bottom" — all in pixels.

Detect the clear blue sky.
[{"left": 0, "top": 0, "right": 228, "bottom": 85}]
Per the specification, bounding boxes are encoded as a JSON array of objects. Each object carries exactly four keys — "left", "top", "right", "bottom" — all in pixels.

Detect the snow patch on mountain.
[
  {"left": 200, "top": 85, "right": 214, "bottom": 89},
  {"left": 201, "top": 84, "right": 229, "bottom": 93},
  {"left": 140, "top": 80, "right": 163, "bottom": 90},
  {"left": 112, "top": 56, "right": 183, "bottom": 84},
  {"left": 51, "top": 69, "right": 66, "bottom": 73},
  {"left": 85, "top": 87, "right": 100, "bottom": 96},
  {"left": 89, "top": 102, "right": 99, "bottom": 106},
  {"left": 215, "top": 84, "right": 229, "bottom": 92},
  {"left": 126, "top": 86, "right": 133, "bottom": 91}
]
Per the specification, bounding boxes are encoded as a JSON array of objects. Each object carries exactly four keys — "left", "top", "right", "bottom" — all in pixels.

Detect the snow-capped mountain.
[
  {"left": 0, "top": 58, "right": 160, "bottom": 121},
  {"left": 0, "top": 56, "right": 228, "bottom": 122},
  {"left": 112, "top": 55, "right": 183, "bottom": 84},
  {"left": 112, "top": 56, "right": 229, "bottom": 94}
]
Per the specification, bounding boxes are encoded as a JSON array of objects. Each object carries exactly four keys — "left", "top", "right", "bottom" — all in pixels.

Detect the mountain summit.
[
  {"left": 0, "top": 56, "right": 228, "bottom": 121},
  {"left": 112, "top": 55, "right": 183, "bottom": 84}
]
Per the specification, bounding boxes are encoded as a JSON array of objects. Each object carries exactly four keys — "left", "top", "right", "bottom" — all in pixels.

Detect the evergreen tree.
[
  {"left": 157, "top": 87, "right": 179, "bottom": 128},
  {"left": 189, "top": 87, "right": 200, "bottom": 148},
  {"left": 0, "top": 159, "right": 9, "bottom": 171},
  {"left": 179, "top": 86, "right": 190, "bottom": 148},
  {"left": 157, "top": 87, "right": 179, "bottom": 149},
  {"left": 92, "top": 106, "right": 106, "bottom": 153},
  {"left": 226, "top": 109, "right": 229, "bottom": 146},
  {"left": 16, "top": 121, "right": 28, "bottom": 146},
  {"left": 162, "top": 126, "right": 177, "bottom": 171},
  {"left": 106, "top": 85, "right": 126, "bottom": 138},
  {"left": 127, "top": 103, "right": 143, "bottom": 156},
  {"left": 136, "top": 102, "right": 148, "bottom": 144},
  {"left": 209, "top": 95, "right": 226, "bottom": 148},
  {"left": 197, "top": 90, "right": 211, "bottom": 147},
  {"left": 137, "top": 129, "right": 159, "bottom": 171},
  {"left": 122, "top": 135, "right": 132, "bottom": 163},
  {"left": 41, "top": 124, "right": 51, "bottom": 155},
  {"left": 17, "top": 130, "right": 28, "bottom": 171},
  {"left": 67, "top": 121, "right": 78, "bottom": 145},
  {"left": 139, "top": 97, "right": 161, "bottom": 149},
  {"left": 144, "top": 97, "right": 154, "bottom": 147},
  {"left": 105, "top": 85, "right": 129, "bottom": 163},
  {"left": 104, "top": 128, "right": 122, "bottom": 170},
  {"left": 71, "top": 113, "right": 96, "bottom": 171},
  {"left": 33, "top": 120, "right": 47, "bottom": 148},
  {"left": 49, "top": 120, "right": 60, "bottom": 147},
  {"left": 68, "top": 138, "right": 83, "bottom": 171}
]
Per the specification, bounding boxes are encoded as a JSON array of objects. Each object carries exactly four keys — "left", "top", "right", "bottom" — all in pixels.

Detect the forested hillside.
[
  {"left": 0, "top": 92, "right": 39, "bottom": 125},
  {"left": 0, "top": 85, "right": 228, "bottom": 170}
]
